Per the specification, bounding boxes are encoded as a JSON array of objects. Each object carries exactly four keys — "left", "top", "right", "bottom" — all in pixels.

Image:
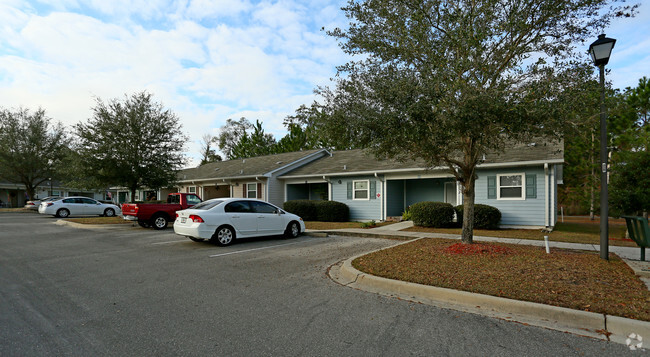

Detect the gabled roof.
[
  {"left": 279, "top": 140, "right": 564, "bottom": 179},
  {"left": 178, "top": 149, "right": 328, "bottom": 182}
]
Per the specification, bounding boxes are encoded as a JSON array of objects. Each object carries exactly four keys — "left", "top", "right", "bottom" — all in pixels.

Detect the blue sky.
[{"left": 1, "top": 1, "right": 648, "bottom": 166}]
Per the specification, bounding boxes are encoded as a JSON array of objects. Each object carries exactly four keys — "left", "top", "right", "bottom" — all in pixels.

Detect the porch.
[{"left": 385, "top": 178, "right": 458, "bottom": 217}]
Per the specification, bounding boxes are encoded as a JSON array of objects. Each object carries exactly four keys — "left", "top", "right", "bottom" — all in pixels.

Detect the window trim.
[
  {"left": 497, "top": 173, "right": 525, "bottom": 200},
  {"left": 353, "top": 180, "right": 370, "bottom": 201},
  {"left": 246, "top": 183, "right": 257, "bottom": 199},
  {"left": 188, "top": 186, "right": 196, "bottom": 194}
]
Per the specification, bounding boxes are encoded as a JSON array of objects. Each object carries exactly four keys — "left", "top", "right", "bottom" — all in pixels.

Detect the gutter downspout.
[
  {"left": 375, "top": 173, "right": 385, "bottom": 221},
  {"left": 323, "top": 176, "right": 332, "bottom": 201}
]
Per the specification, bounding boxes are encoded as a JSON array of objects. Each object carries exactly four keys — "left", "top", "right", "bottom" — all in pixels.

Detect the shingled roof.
[
  {"left": 178, "top": 149, "right": 327, "bottom": 182},
  {"left": 280, "top": 140, "right": 564, "bottom": 178}
]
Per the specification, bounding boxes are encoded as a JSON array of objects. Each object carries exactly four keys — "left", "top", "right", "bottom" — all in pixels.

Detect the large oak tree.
[
  {"left": 75, "top": 91, "right": 187, "bottom": 201},
  {"left": 0, "top": 107, "right": 68, "bottom": 200},
  {"left": 317, "top": 0, "right": 635, "bottom": 243}
]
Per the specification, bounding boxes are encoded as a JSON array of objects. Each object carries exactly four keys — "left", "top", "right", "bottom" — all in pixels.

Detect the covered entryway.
[
  {"left": 202, "top": 184, "right": 230, "bottom": 200},
  {"left": 386, "top": 178, "right": 456, "bottom": 217},
  {"left": 286, "top": 182, "right": 328, "bottom": 201}
]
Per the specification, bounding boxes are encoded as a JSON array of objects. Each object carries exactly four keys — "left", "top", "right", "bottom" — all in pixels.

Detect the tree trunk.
[
  {"left": 461, "top": 176, "right": 475, "bottom": 244},
  {"left": 130, "top": 188, "right": 137, "bottom": 203},
  {"left": 24, "top": 182, "right": 36, "bottom": 201}
]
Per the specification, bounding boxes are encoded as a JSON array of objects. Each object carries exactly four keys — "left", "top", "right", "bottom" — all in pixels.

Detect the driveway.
[{"left": 0, "top": 213, "right": 631, "bottom": 356}]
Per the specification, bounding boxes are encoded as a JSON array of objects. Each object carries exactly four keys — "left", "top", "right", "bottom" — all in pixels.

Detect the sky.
[{"left": 1, "top": 1, "right": 649, "bottom": 167}]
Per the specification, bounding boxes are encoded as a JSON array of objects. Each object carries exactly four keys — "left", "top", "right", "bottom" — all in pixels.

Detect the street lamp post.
[{"left": 589, "top": 34, "right": 616, "bottom": 260}]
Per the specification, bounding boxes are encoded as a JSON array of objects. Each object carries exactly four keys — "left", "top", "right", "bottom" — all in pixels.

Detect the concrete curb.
[
  {"left": 303, "top": 231, "right": 329, "bottom": 238},
  {"left": 330, "top": 244, "right": 650, "bottom": 347},
  {"left": 55, "top": 219, "right": 135, "bottom": 230}
]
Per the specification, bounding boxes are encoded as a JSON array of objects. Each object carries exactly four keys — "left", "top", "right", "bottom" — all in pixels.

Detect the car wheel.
[
  {"left": 56, "top": 208, "right": 70, "bottom": 218},
  {"left": 212, "top": 226, "right": 235, "bottom": 246},
  {"left": 103, "top": 208, "right": 115, "bottom": 217},
  {"left": 137, "top": 221, "right": 151, "bottom": 228},
  {"left": 285, "top": 221, "right": 300, "bottom": 238},
  {"left": 151, "top": 215, "right": 168, "bottom": 230}
]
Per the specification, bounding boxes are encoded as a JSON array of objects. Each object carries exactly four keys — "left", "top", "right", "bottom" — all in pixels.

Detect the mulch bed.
[{"left": 352, "top": 238, "right": 650, "bottom": 321}]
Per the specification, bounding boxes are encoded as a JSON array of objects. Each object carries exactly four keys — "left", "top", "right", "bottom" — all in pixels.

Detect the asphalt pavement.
[{"left": 0, "top": 212, "right": 640, "bottom": 356}]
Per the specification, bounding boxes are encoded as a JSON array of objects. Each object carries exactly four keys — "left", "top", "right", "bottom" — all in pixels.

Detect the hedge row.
[
  {"left": 455, "top": 204, "right": 502, "bottom": 229},
  {"left": 408, "top": 201, "right": 501, "bottom": 229},
  {"left": 410, "top": 201, "right": 455, "bottom": 227},
  {"left": 283, "top": 200, "right": 349, "bottom": 222}
]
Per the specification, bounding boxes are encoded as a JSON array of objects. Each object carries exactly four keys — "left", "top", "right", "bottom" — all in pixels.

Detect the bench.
[{"left": 622, "top": 216, "right": 650, "bottom": 261}]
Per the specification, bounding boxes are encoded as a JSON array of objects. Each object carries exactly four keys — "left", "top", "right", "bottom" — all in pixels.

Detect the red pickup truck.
[{"left": 122, "top": 193, "right": 202, "bottom": 230}]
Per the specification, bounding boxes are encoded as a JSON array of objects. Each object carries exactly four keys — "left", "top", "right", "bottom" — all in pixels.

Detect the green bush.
[
  {"left": 283, "top": 200, "right": 349, "bottom": 222},
  {"left": 454, "top": 204, "right": 502, "bottom": 229},
  {"left": 410, "top": 201, "right": 455, "bottom": 227},
  {"left": 402, "top": 207, "right": 412, "bottom": 221},
  {"left": 315, "top": 200, "right": 349, "bottom": 222},
  {"left": 283, "top": 200, "right": 317, "bottom": 221}
]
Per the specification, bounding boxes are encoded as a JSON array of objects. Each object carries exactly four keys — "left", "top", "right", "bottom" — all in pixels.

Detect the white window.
[
  {"left": 497, "top": 173, "right": 525, "bottom": 200},
  {"left": 247, "top": 183, "right": 257, "bottom": 198},
  {"left": 353, "top": 180, "right": 369, "bottom": 200},
  {"left": 188, "top": 186, "right": 196, "bottom": 194}
]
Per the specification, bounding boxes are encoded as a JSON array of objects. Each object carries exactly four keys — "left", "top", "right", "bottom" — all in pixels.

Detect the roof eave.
[{"left": 278, "top": 159, "right": 564, "bottom": 180}]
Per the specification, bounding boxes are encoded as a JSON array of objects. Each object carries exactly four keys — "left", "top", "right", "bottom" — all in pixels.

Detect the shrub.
[
  {"left": 402, "top": 207, "right": 412, "bottom": 221},
  {"left": 454, "top": 204, "right": 502, "bottom": 229},
  {"left": 283, "top": 200, "right": 317, "bottom": 221},
  {"left": 315, "top": 200, "right": 349, "bottom": 222},
  {"left": 410, "top": 201, "right": 455, "bottom": 227}
]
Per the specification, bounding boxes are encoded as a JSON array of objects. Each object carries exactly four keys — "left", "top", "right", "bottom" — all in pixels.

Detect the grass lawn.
[
  {"left": 306, "top": 216, "right": 637, "bottom": 247},
  {"left": 0, "top": 208, "right": 37, "bottom": 213},
  {"left": 352, "top": 238, "right": 650, "bottom": 321},
  {"left": 65, "top": 217, "right": 132, "bottom": 225},
  {"left": 305, "top": 221, "right": 396, "bottom": 230},
  {"left": 403, "top": 216, "right": 636, "bottom": 247}
]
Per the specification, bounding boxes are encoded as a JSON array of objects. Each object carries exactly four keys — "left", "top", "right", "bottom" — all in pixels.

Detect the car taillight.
[
  {"left": 46, "top": 202, "right": 54, "bottom": 207},
  {"left": 28, "top": 202, "right": 35, "bottom": 206},
  {"left": 176, "top": 213, "right": 179, "bottom": 218},
  {"left": 189, "top": 215, "right": 204, "bottom": 223}
]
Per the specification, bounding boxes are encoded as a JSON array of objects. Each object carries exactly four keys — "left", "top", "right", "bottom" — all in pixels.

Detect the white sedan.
[
  {"left": 38, "top": 196, "right": 121, "bottom": 218},
  {"left": 174, "top": 198, "right": 305, "bottom": 246}
]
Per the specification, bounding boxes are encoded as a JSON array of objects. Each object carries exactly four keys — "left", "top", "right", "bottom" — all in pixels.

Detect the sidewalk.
[{"left": 310, "top": 222, "right": 650, "bottom": 348}]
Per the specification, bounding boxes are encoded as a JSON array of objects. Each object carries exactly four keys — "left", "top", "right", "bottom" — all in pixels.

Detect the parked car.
[
  {"left": 121, "top": 193, "right": 202, "bottom": 230},
  {"left": 24, "top": 196, "right": 60, "bottom": 210},
  {"left": 174, "top": 198, "right": 305, "bottom": 246},
  {"left": 38, "top": 196, "right": 121, "bottom": 218}
]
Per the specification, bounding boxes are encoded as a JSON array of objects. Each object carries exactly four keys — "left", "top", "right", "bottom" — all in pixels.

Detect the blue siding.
[
  {"left": 475, "top": 167, "right": 546, "bottom": 226},
  {"left": 332, "top": 176, "right": 381, "bottom": 220}
]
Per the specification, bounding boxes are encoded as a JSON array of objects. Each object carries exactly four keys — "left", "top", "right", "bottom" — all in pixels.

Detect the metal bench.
[{"left": 622, "top": 216, "right": 650, "bottom": 261}]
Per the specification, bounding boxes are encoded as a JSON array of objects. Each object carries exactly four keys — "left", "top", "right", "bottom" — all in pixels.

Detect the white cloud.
[
  {"left": 0, "top": 2, "right": 341, "bottom": 166},
  {"left": 184, "top": 0, "right": 253, "bottom": 20}
]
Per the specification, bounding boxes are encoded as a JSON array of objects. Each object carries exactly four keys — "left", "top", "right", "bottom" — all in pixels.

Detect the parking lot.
[{"left": 0, "top": 213, "right": 630, "bottom": 356}]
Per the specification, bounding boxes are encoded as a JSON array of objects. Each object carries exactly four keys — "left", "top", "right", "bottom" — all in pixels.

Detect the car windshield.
[{"left": 191, "top": 199, "right": 223, "bottom": 210}]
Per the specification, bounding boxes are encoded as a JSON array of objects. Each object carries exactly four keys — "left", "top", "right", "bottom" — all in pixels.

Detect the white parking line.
[
  {"left": 152, "top": 239, "right": 190, "bottom": 245},
  {"left": 209, "top": 241, "right": 304, "bottom": 258}
]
